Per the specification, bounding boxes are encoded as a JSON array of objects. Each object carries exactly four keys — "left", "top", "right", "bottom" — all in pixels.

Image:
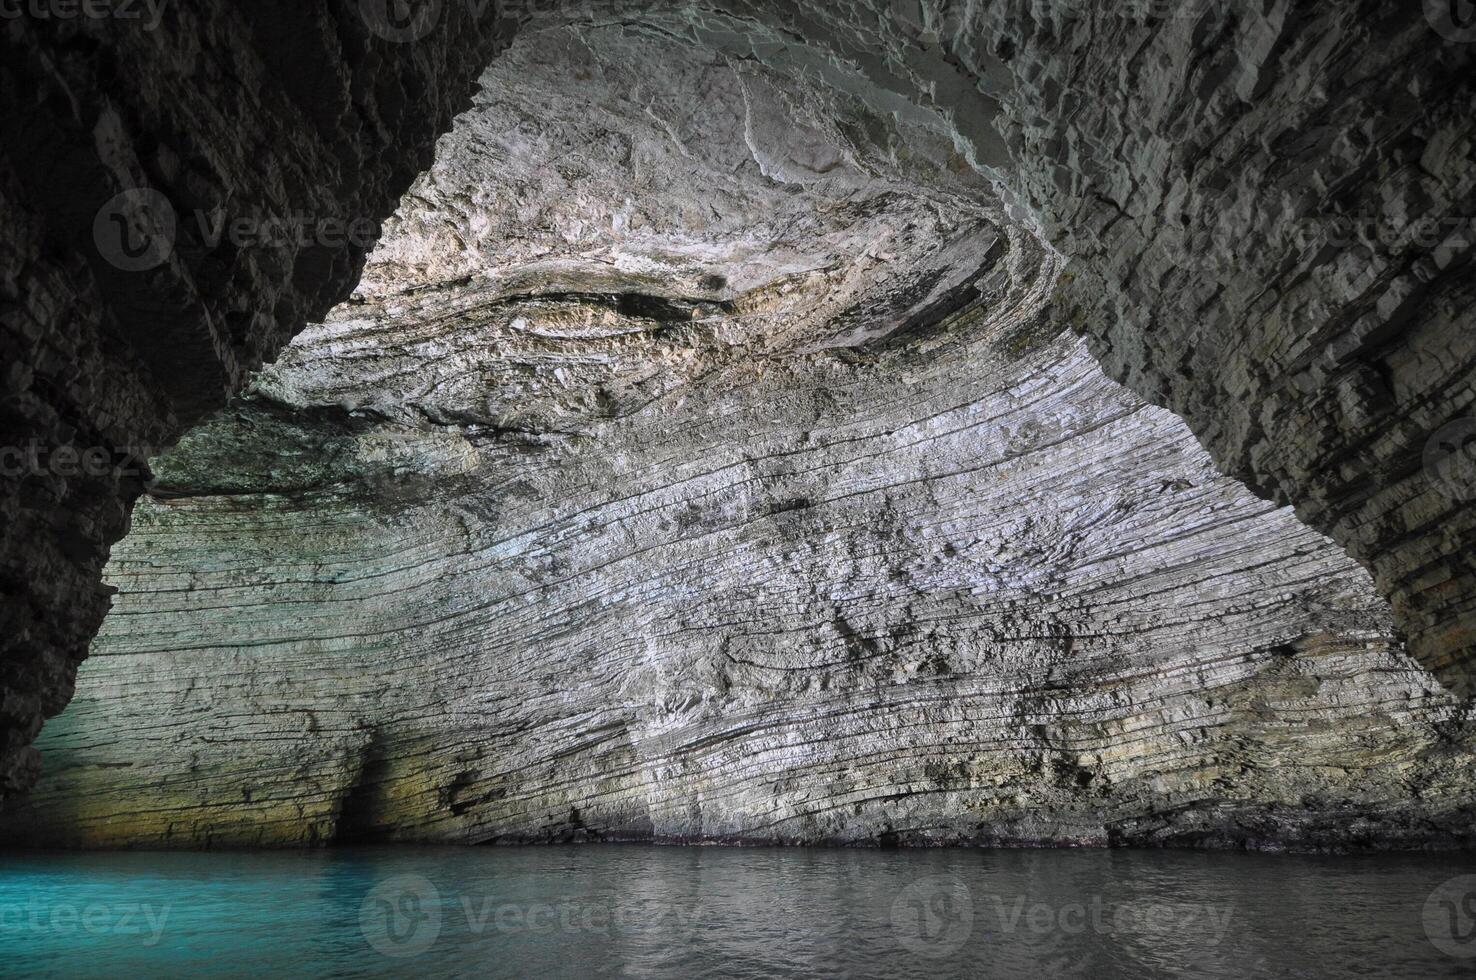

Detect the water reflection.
[{"left": 1, "top": 846, "right": 1473, "bottom": 977}]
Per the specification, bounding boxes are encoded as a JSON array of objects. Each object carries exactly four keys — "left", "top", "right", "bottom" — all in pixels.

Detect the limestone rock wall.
[
  {"left": 6, "top": 23, "right": 1472, "bottom": 849},
  {"left": 976, "top": 0, "right": 1476, "bottom": 693},
  {"left": 9, "top": 310, "right": 1471, "bottom": 849},
  {"left": 6, "top": 1, "right": 1475, "bottom": 841},
  {"left": 673, "top": 0, "right": 1476, "bottom": 688},
  {"left": 0, "top": 3, "right": 505, "bottom": 796}
]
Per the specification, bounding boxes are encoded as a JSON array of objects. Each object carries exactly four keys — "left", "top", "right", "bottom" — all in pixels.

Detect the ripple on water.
[{"left": 2, "top": 846, "right": 1474, "bottom": 979}]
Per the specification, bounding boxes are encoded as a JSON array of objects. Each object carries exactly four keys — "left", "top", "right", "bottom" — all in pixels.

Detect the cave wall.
[
  {"left": 0, "top": 2, "right": 507, "bottom": 796},
  {"left": 8, "top": 287, "right": 1471, "bottom": 849},
  {"left": 3, "top": 22, "right": 1472, "bottom": 850},
  {"left": 695, "top": 0, "right": 1476, "bottom": 689},
  {"left": 978, "top": 0, "right": 1476, "bottom": 692},
  {"left": 4, "top": 0, "right": 1475, "bottom": 833}
]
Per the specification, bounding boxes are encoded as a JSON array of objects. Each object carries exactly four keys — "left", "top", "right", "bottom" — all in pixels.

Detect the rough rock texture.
[
  {"left": 6, "top": 1, "right": 1476, "bottom": 845},
  {"left": 7, "top": 24, "right": 1473, "bottom": 850},
  {"left": 657, "top": 0, "right": 1476, "bottom": 690},
  {"left": 0, "top": 3, "right": 505, "bottom": 796},
  {"left": 975, "top": 0, "right": 1476, "bottom": 694}
]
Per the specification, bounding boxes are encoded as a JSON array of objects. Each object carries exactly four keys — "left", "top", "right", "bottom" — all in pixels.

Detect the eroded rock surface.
[
  {"left": 7, "top": 24, "right": 1473, "bottom": 849},
  {"left": 0, "top": 3, "right": 505, "bottom": 795},
  {"left": 976, "top": 0, "right": 1476, "bottom": 693},
  {"left": 668, "top": 0, "right": 1476, "bottom": 689}
]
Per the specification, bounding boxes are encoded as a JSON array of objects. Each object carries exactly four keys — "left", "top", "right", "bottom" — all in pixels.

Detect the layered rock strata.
[
  {"left": 6, "top": 24, "right": 1472, "bottom": 849},
  {"left": 976, "top": 0, "right": 1476, "bottom": 693},
  {"left": 0, "top": 2, "right": 505, "bottom": 795},
  {"left": 6, "top": 0, "right": 1476, "bottom": 816},
  {"left": 626, "top": 0, "right": 1476, "bottom": 689}
]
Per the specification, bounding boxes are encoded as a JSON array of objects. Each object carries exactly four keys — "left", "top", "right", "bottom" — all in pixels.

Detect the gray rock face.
[
  {"left": 973, "top": 0, "right": 1476, "bottom": 694},
  {"left": 679, "top": 0, "right": 1476, "bottom": 690},
  {"left": 0, "top": 3, "right": 504, "bottom": 796},
  {"left": 7, "top": 23, "right": 1473, "bottom": 850}
]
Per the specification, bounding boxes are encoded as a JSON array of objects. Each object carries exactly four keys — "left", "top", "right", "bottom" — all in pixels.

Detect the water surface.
[{"left": 3, "top": 845, "right": 1474, "bottom": 977}]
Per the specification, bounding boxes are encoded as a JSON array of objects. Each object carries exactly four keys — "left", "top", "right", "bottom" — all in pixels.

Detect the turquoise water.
[{"left": 2, "top": 845, "right": 1475, "bottom": 978}]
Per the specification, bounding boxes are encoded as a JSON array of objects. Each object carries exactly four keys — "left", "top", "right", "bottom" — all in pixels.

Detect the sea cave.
[{"left": 2, "top": 1, "right": 1475, "bottom": 976}]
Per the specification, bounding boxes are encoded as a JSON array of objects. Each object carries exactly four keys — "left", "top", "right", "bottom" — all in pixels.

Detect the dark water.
[{"left": 3, "top": 845, "right": 1475, "bottom": 978}]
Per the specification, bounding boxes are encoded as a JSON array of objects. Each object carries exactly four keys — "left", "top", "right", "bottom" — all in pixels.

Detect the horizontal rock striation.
[
  {"left": 0, "top": 3, "right": 506, "bottom": 796},
  {"left": 6, "top": 0, "right": 1475, "bottom": 828},
  {"left": 11, "top": 314, "right": 1472, "bottom": 849},
  {"left": 6, "top": 24, "right": 1473, "bottom": 850},
  {"left": 679, "top": 0, "right": 1476, "bottom": 689}
]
